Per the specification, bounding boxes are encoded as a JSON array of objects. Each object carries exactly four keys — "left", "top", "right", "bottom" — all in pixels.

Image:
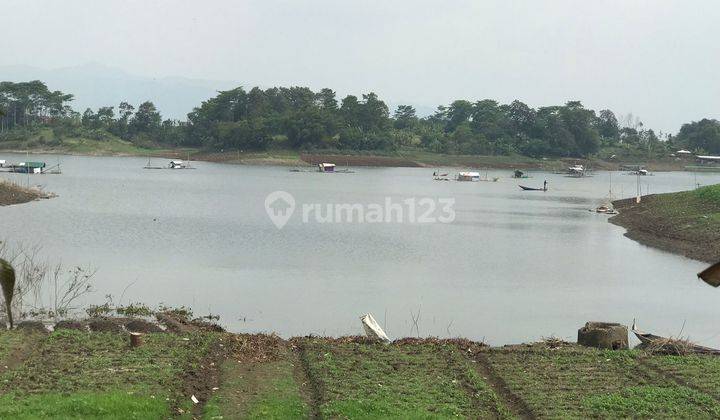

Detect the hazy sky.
[{"left": 3, "top": 0, "right": 720, "bottom": 133}]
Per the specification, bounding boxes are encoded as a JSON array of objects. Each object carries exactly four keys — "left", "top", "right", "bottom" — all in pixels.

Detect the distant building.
[
  {"left": 11, "top": 161, "right": 45, "bottom": 173},
  {"left": 696, "top": 155, "right": 720, "bottom": 165}
]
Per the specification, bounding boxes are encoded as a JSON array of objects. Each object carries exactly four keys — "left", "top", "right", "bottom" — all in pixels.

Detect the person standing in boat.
[{"left": 544, "top": 180, "right": 548, "bottom": 191}]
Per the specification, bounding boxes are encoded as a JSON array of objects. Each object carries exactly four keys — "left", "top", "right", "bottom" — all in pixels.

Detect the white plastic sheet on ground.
[{"left": 360, "top": 313, "right": 390, "bottom": 342}]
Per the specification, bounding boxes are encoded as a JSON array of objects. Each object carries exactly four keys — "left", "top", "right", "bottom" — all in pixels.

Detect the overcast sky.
[{"left": 2, "top": 0, "right": 720, "bottom": 133}]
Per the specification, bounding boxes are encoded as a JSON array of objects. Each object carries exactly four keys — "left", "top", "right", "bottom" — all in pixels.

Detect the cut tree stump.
[
  {"left": 129, "top": 332, "right": 144, "bottom": 348},
  {"left": 577, "top": 322, "right": 628, "bottom": 350}
]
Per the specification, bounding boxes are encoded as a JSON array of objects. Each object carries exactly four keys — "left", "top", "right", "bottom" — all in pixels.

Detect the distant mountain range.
[{"left": 0, "top": 63, "right": 436, "bottom": 121}]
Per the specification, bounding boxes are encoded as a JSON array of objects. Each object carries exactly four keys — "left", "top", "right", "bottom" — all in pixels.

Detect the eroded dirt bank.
[{"left": 611, "top": 193, "right": 720, "bottom": 263}]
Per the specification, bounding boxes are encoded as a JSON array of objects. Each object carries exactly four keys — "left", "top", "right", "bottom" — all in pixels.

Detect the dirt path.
[
  {"left": 0, "top": 333, "right": 42, "bottom": 375},
  {"left": 201, "top": 334, "right": 314, "bottom": 419},
  {"left": 442, "top": 347, "right": 506, "bottom": 419},
  {"left": 183, "top": 339, "right": 226, "bottom": 418},
  {"left": 293, "top": 339, "right": 323, "bottom": 419},
  {"left": 472, "top": 353, "right": 537, "bottom": 419}
]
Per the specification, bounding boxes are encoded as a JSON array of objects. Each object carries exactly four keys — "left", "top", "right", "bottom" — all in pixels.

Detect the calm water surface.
[{"left": 1, "top": 153, "right": 719, "bottom": 346}]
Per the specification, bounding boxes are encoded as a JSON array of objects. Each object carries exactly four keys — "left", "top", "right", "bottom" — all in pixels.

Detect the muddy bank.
[
  {"left": 610, "top": 194, "right": 720, "bottom": 263},
  {"left": 0, "top": 181, "right": 51, "bottom": 206},
  {"left": 192, "top": 150, "right": 304, "bottom": 166}
]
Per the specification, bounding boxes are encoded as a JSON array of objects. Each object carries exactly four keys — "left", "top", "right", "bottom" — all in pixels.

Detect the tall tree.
[
  {"left": 445, "top": 100, "right": 473, "bottom": 133},
  {"left": 596, "top": 109, "right": 619, "bottom": 139},
  {"left": 316, "top": 88, "right": 338, "bottom": 110},
  {"left": 129, "top": 101, "right": 161, "bottom": 135},
  {"left": 393, "top": 105, "right": 417, "bottom": 130}
]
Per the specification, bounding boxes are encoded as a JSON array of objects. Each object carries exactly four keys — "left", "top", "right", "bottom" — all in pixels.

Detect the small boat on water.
[
  {"left": 169, "top": 160, "right": 189, "bottom": 169},
  {"left": 519, "top": 184, "right": 547, "bottom": 191},
  {"left": 457, "top": 171, "right": 481, "bottom": 182},
  {"left": 477, "top": 169, "right": 499, "bottom": 182},
  {"left": 318, "top": 163, "right": 335, "bottom": 172},
  {"left": 144, "top": 157, "right": 195, "bottom": 170},
  {"left": 317, "top": 162, "right": 354, "bottom": 173},
  {"left": 593, "top": 205, "right": 617, "bottom": 214},
  {"left": 567, "top": 164, "right": 587, "bottom": 177},
  {"left": 595, "top": 205, "right": 610, "bottom": 213}
]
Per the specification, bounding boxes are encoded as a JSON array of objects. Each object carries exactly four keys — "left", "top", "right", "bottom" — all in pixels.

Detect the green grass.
[
  {"left": 59, "top": 137, "right": 158, "bottom": 155},
  {"left": 484, "top": 345, "right": 720, "bottom": 418},
  {"left": 642, "top": 354, "right": 720, "bottom": 400},
  {"left": 645, "top": 184, "right": 720, "bottom": 233},
  {"left": 0, "top": 329, "right": 220, "bottom": 417},
  {"left": 453, "top": 354, "right": 515, "bottom": 419},
  {"left": 583, "top": 385, "right": 720, "bottom": 418},
  {"left": 8, "top": 331, "right": 720, "bottom": 418},
  {"left": 0, "top": 391, "right": 168, "bottom": 419},
  {"left": 203, "top": 359, "right": 308, "bottom": 419},
  {"left": 302, "top": 339, "right": 503, "bottom": 419},
  {"left": 695, "top": 184, "right": 720, "bottom": 204},
  {"left": 0, "top": 127, "right": 193, "bottom": 156}
]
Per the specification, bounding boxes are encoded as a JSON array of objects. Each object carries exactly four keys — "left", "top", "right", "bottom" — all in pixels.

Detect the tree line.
[{"left": 2, "top": 80, "right": 719, "bottom": 156}]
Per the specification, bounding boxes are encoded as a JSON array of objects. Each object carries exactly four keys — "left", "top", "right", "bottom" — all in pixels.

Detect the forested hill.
[{"left": 1, "top": 80, "right": 719, "bottom": 158}]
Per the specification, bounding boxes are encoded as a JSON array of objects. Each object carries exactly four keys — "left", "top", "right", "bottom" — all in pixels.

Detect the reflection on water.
[{"left": 1, "top": 154, "right": 719, "bottom": 346}]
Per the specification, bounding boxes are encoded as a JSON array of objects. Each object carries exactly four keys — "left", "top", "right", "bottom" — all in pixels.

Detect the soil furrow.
[
  {"left": 473, "top": 353, "right": 536, "bottom": 419},
  {"left": 295, "top": 340, "right": 323, "bottom": 419}
]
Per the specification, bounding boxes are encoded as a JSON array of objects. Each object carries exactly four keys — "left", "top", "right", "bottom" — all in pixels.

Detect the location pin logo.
[{"left": 265, "top": 191, "right": 295, "bottom": 229}]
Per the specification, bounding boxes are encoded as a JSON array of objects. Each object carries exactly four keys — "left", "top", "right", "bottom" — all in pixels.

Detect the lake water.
[{"left": 1, "top": 153, "right": 719, "bottom": 346}]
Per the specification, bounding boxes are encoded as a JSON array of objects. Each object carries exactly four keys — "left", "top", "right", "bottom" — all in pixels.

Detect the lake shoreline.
[
  {"left": 0, "top": 146, "right": 694, "bottom": 171},
  {"left": 610, "top": 189, "right": 720, "bottom": 263}
]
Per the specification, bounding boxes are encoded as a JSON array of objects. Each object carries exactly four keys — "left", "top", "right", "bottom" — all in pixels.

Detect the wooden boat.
[
  {"left": 144, "top": 157, "right": 196, "bottom": 170},
  {"left": 631, "top": 321, "right": 720, "bottom": 355},
  {"left": 457, "top": 172, "right": 481, "bottom": 182},
  {"left": 595, "top": 205, "right": 617, "bottom": 214},
  {"left": 318, "top": 163, "right": 335, "bottom": 172},
  {"left": 519, "top": 185, "right": 546, "bottom": 191},
  {"left": 567, "top": 164, "right": 586, "bottom": 177},
  {"left": 317, "top": 162, "right": 354, "bottom": 173}
]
